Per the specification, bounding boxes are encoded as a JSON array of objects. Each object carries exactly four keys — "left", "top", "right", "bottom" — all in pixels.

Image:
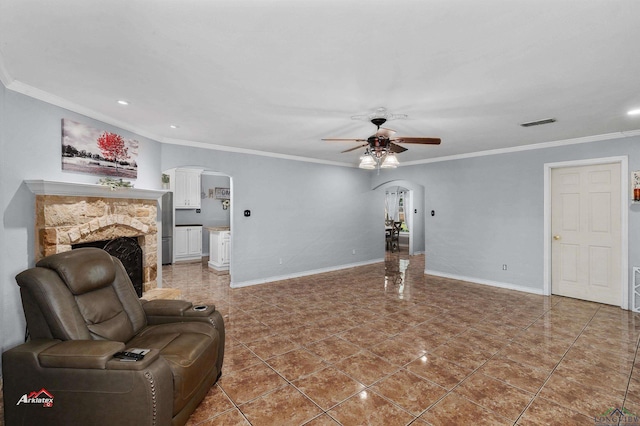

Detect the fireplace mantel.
[
  {"left": 28, "top": 179, "right": 163, "bottom": 292},
  {"left": 25, "top": 180, "right": 167, "bottom": 200}
]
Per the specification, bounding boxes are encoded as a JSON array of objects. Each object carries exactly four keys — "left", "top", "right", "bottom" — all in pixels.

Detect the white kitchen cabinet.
[
  {"left": 174, "top": 226, "right": 202, "bottom": 262},
  {"left": 208, "top": 230, "right": 230, "bottom": 271},
  {"left": 170, "top": 168, "right": 202, "bottom": 209}
]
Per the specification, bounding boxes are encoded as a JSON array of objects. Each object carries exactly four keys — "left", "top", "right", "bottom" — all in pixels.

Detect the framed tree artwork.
[{"left": 61, "top": 119, "right": 138, "bottom": 179}]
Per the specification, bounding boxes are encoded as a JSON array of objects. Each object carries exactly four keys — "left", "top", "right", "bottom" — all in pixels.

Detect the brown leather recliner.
[{"left": 2, "top": 248, "right": 225, "bottom": 426}]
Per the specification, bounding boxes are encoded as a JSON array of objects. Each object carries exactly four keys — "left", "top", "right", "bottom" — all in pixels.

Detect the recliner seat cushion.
[{"left": 126, "top": 321, "right": 219, "bottom": 415}]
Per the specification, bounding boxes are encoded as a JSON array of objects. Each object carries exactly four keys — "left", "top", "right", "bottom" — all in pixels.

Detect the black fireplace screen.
[{"left": 72, "top": 237, "right": 143, "bottom": 297}]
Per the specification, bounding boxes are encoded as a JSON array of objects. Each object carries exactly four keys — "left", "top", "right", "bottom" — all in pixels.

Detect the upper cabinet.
[{"left": 167, "top": 168, "right": 203, "bottom": 209}]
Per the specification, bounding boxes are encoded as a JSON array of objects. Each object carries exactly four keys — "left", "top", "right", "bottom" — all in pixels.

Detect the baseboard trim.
[
  {"left": 424, "top": 269, "right": 544, "bottom": 295},
  {"left": 231, "top": 258, "right": 385, "bottom": 288}
]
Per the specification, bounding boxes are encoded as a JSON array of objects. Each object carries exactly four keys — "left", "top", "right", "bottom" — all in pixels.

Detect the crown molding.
[
  {"left": 159, "top": 137, "right": 355, "bottom": 168},
  {"left": 2, "top": 75, "right": 355, "bottom": 167},
  {"left": 400, "top": 129, "right": 640, "bottom": 167},
  {"left": 3, "top": 67, "right": 639, "bottom": 169}
]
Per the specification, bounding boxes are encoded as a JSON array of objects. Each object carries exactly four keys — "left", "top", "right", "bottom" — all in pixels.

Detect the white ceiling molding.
[
  {"left": 400, "top": 130, "right": 640, "bottom": 167},
  {"left": 160, "top": 136, "right": 355, "bottom": 168}
]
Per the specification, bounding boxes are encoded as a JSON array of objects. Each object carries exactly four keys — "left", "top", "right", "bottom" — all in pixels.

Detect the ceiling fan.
[{"left": 322, "top": 108, "right": 441, "bottom": 169}]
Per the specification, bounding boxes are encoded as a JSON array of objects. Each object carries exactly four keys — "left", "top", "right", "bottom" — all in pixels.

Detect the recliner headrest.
[{"left": 36, "top": 248, "right": 116, "bottom": 295}]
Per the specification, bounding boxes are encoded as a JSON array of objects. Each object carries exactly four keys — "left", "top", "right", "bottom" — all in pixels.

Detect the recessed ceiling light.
[
  {"left": 628, "top": 109, "right": 640, "bottom": 116},
  {"left": 117, "top": 100, "right": 129, "bottom": 106},
  {"left": 169, "top": 125, "right": 179, "bottom": 129}
]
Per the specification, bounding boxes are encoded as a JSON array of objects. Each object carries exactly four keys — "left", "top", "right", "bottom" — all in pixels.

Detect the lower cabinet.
[
  {"left": 174, "top": 226, "right": 202, "bottom": 262},
  {"left": 208, "top": 230, "right": 230, "bottom": 271}
]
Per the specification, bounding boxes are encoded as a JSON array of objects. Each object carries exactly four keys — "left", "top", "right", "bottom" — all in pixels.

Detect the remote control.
[{"left": 114, "top": 351, "right": 145, "bottom": 360}]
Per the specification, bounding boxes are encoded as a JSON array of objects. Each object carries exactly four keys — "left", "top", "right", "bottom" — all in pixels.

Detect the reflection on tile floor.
[
  {"left": 167, "top": 253, "right": 640, "bottom": 425},
  {"left": 4, "top": 252, "right": 640, "bottom": 426}
]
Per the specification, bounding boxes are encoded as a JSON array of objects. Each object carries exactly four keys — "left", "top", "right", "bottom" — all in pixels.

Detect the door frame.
[
  {"left": 543, "top": 156, "right": 628, "bottom": 309},
  {"left": 374, "top": 180, "right": 425, "bottom": 256},
  {"left": 200, "top": 170, "right": 234, "bottom": 283}
]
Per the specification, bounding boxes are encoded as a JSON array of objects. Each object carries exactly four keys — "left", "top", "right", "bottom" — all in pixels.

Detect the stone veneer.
[{"left": 35, "top": 195, "right": 159, "bottom": 292}]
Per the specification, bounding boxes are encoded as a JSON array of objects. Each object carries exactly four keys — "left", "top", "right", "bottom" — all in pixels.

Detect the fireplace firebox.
[{"left": 73, "top": 237, "right": 143, "bottom": 297}]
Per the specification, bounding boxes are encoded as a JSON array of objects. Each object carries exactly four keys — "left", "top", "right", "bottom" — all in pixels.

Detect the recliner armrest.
[
  {"left": 39, "top": 340, "right": 125, "bottom": 369},
  {"left": 141, "top": 299, "right": 217, "bottom": 317},
  {"left": 141, "top": 299, "right": 194, "bottom": 315}
]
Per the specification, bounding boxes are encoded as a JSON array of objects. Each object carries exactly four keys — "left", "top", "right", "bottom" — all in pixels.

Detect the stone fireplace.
[{"left": 26, "top": 180, "right": 166, "bottom": 294}]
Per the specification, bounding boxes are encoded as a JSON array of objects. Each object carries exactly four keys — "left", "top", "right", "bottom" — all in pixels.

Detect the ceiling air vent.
[{"left": 520, "top": 118, "right": 556, "bottom": 127}]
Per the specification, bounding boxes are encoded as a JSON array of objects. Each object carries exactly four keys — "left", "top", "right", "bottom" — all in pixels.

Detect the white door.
[{"left": 551, "top": 163, "right": 621, "bottom": 305}]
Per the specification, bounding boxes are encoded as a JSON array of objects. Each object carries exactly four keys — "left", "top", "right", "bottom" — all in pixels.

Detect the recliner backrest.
[{"left": 16, "top": 248, "right": 147, "bottom": 342}]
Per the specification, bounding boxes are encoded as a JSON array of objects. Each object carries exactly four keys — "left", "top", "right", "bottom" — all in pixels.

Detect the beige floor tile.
[
  {"left": 113, "top": 254, "right": 640, "bottom": 426},
  {"left": 218, "top": 362, "right": 287, "bottom": 405},
  {"left": 327, "top": 390, "right": 415, "bottom": 426},
  {"left": 293, "top": 366, "right": 365, "bottom": 410},
  {"left": 538, "top": 373, "right": 624, "bottom": 418},
  {"left": 301, "top": 414, "right": 340, "bottom": 425},
  {"left": 453, "top": 372, "right": 534, "bottom": 421},
  {"left": 420, "top": 393, "right": 512, "bottom": 425},
  {"left": 517, "top": 397, "right": 593, "bottom": 425},
  {"left": 479, "top": 356, "right": 550, "bottom": 394},
  {"left": 197, "top": 408, "right": 251, "bottom": 426},
  {"left": 244, "top": 334, "right": 300, "bottom": 360},
  {"left": 371, "top": 369, "right": 447, "bottom": 415},
  {"left": 369, "top": 334, "right": 428, "bottom": 366},
  {"left": 185, "top": 385, "right": 235, "bottom": 425},
  {"left": 239, "top": 385, "right": 321, "bottom": 426},
  {"left": 333, "top": 350, "right": 398, "bottom": 386},
  {"left": 222, "top": 342, "right": 263, "bottom": 373},
  {"left": 266, "top": 348, "right": 327, "bottom": 381},
  {"left": 304, "top": 336, "right": 361, "bottom": 364},
  {"left": 405, "top": 354, "right": 472, "bottom": 390}
]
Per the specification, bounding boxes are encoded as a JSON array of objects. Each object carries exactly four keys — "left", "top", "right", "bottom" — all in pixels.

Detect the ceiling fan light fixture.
[
  {"left": 381, "top": 153, "right": 399, "bottom": 168},
  {"left": 358, "top": 154, "right": 376, "bottom": 169}
]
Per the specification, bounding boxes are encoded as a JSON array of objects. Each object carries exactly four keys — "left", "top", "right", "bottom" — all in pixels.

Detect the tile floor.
[
  {"left": 3, "top": 252, "right": 640, "bottom": 425},
  {"left": 164, "top": 253, "right": 640, "bottom": 426}
]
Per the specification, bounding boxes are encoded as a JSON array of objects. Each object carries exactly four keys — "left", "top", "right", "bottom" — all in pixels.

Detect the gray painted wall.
[
  {"left": 0, "top": 89, "right": 161, "bottom": 360},
  {"left": 0, "top": 88, "right": 163, "bottom": 360},
  {"left": 3, "top": 79, "right": 640, "bottom": 374},
  {"left": 160, "top": 144, "right": 383, "bottom": 286},
  {"left": 0, "top": 86, "right": 383, "bottom": 364},
  {"left": 372, "top": 135, "right": 640, "bottom": 299}
]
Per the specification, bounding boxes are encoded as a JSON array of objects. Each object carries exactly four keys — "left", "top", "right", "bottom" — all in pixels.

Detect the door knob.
[{"left": 553, "top": 235, "right": 561, "bottom": 240}]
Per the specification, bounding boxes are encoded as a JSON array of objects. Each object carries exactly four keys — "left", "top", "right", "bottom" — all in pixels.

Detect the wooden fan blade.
[
  {"left": 394, "top": 137, "right": 441, "bottom": 145},
  {"left": 388, "top": 142, "right": 408, "bottom": 153},
  {"left": 341, "top": 144, "right": 368, "bottom": 153},
  {"left": 322, "top": 138, "right": 367, "bottom": 142}
]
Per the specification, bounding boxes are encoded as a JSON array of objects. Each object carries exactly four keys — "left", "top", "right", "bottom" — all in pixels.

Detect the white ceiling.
[{"left": 2, "top": 0, "right": 640, "bottom": 167}]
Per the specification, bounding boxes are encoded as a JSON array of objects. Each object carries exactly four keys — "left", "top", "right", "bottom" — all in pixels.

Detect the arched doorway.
[
  {"left": 160, "top": 167, "right": 234, "bottom": 284},
  {"left": 373, "top": 180, "right": 425, "bottom": 256}
]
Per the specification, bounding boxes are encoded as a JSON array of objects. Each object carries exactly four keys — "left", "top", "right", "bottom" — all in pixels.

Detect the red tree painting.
[{"left": 97, "top": 131, "right": 130, "bottom": 171}]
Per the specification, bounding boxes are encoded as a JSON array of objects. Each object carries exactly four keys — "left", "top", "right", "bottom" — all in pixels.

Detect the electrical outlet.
[{"left": 502, "top": 264, "right": 508, "bottom": 270}]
